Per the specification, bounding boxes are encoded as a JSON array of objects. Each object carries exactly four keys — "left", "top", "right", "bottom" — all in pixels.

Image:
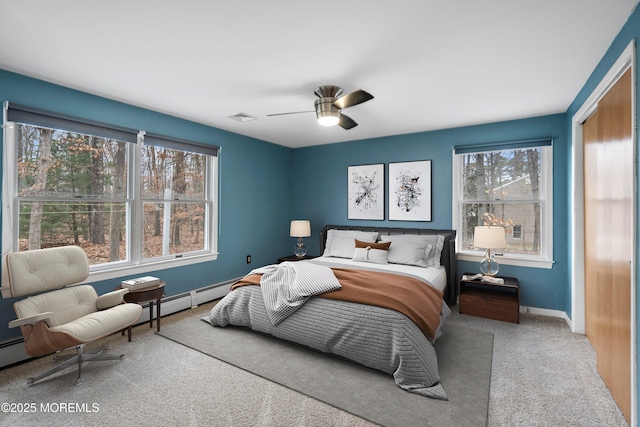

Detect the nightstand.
[
  {"left": 459, "top": 274, "right": 520, "bottom": 323},
  {"left": 277, "top": 255, "right": 316, "bottom": 263}
]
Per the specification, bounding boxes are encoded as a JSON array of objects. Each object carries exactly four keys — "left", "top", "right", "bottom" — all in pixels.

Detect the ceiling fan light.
[
  {"left": 315, "top": 97, "right": 340, "bottom": 127},
  {"left": 318, "top": 113, "right": 340, "bottom": 126}
]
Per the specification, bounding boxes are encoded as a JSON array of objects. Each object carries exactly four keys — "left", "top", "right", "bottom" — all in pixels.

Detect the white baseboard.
[
  {"left": 142, "top": 277, "right": 237, "bottom": 321},
  {"left": 520, "top": 305, "right": 574, "bottom": 330},
  {"left": 0, "top": 278, "right": 238, "bottom": 369},
  {"left": 0, "top": 339, "right": 31, "bottom": 366}
]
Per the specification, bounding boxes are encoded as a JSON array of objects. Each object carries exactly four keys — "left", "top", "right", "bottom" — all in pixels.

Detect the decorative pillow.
[
  {"left": 379, "top": 234, "right": 444, "bottom": 267},
  {"left": 352, "top": 239, "right": 391, "bottom": 264},
  {"left": 352, "top": 247, "right": 389, "bottom": 264},
  {"left": 354, "top": 239, "right": 391, "bottom": 250},
  {"left": 323, "top": 229, "right": 378, "bottom": 258}
]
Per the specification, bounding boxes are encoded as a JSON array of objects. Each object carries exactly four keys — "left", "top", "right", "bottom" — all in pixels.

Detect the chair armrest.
[
  {"left": 96, "top": 288, "right": 129, "bottom": 310},
  {"left": 8, "top": 312, "right": 54, "bottom": 329}
]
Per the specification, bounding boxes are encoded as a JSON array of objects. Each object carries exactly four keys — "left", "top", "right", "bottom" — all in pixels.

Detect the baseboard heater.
[{"left": 0, "top": 277, "right": 239, "bottom": 369}]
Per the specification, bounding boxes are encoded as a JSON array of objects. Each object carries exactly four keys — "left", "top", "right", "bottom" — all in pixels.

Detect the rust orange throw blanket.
[{"left": 231, "top": 267, "right": 444, "bottom": 340}]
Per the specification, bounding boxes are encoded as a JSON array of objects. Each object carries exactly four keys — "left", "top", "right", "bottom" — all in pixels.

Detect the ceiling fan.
[{"left": 267, "top": 85, "right": 374, "bottom": 130}]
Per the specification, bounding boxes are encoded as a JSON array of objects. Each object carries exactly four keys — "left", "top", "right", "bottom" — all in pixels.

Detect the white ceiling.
[{"left": 0, "top": 1, "right": 638, "bottom": 148}]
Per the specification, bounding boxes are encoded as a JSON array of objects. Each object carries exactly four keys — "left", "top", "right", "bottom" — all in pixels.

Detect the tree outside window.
[
  {"left": 456, "top": 145, "right": 551, "bottom": 259},
  {"left": 11, "top": 122, "right": 216, "bottom": 267}
]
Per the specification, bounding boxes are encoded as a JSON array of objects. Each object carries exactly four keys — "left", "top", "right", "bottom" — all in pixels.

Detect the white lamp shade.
[
  {"left": 290, "top": 220, "right": 311, "bottom": 237},
  {"left": 473, "top": 226, "right": 506, "bottom": 249}
]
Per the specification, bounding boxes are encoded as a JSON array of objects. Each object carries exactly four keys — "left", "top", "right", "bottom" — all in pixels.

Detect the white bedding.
[{"left": 308, "top": 256, "right": 448, "bottom": 291}]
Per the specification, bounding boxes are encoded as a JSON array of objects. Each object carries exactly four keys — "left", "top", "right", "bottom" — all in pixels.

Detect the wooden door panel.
[{"left": 583, "top": 68, "right": 632, "bottom": 423}]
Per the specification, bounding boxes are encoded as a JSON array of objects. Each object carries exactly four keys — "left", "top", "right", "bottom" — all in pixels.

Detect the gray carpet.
[
  {"left": 0, "top": 302, "right": 628, "bottom": 426},
  {"left": 157, "top": 316, "right": 494, "bottom": 427},
  {"left": 0, "top": 320, "right": 374, "bottom": 427}
]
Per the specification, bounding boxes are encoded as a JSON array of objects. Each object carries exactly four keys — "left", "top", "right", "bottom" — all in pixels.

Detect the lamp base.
[
  {"left": 294, "top": 238, "right": 307, "bottom": 258},
  {"left": 479, "top": 250, "right": 499, "bottom": 277}
]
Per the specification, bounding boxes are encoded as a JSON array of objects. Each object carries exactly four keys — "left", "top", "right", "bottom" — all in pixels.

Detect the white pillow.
[
  {"left": 428, "top": 235, "right": 445, "bottom": 267},
  {"left": 380, "top": 234, "right": 445, "bottom": 267},
  {"left": 352, "top": 247, "right": 389, "bottom": 264},
  {"left": 380, "top": 234, "right": 430, "bottom": 267},
  {"left": 323, "top": 229, "right": 378, "bottom": 258}
]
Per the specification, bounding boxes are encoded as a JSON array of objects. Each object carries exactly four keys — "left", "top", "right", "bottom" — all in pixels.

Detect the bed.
[{"left": 207, "top": 225, "right": 457, "bottom": 400}]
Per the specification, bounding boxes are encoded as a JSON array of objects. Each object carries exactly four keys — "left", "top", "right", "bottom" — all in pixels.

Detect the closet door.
[{"left": 583, "top": 67, "right": 632, "bottom": 423}]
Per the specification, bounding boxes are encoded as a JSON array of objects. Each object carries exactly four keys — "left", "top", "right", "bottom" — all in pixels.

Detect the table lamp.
[
  {"left": 290, "top": 220, "right": 311, "bottom": 258},
  {"left": 473, "top": 226, "right": 506, "bottom": 276}
]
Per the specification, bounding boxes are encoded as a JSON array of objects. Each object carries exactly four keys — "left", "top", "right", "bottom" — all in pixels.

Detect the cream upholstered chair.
[{"left": 5, "top": 246, "right": 142, "bottom": 385}]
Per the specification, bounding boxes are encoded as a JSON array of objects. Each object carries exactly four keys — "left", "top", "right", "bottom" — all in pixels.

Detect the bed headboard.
[{"left": 319, "top": 225, "right": 458, "bottom": 305}]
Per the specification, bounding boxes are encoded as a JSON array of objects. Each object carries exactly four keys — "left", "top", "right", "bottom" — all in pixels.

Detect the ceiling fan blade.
[
  {"left": 333, "top": 89, "right": 374, "bottom": 109},
  {"left": 267, "top": 110, "right": 314, "bottom": 117},
  {"left": 338, "top": 114, "right": 358, "bottom": 130}
]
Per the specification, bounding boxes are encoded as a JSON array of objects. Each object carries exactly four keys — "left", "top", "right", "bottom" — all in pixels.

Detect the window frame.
[
  {"left": 2, "top": 103, "right": 219, "bottom": 283},
  {"left": 452, "top": 142, "right": 554, "bottom": 269}
]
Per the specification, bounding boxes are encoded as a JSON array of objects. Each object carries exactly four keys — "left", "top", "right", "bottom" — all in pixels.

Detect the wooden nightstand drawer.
[
  {"left": 459, "top": 290, "right": 519, "bottom": 323},
  {"left": 459, "top": 274, "right": 520, "bottom": 323}
]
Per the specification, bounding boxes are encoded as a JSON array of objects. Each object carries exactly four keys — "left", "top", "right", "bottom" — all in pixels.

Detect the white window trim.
[
  {"left": 456, "top": 252, "right": 554, "bottom": 269},
  {"left": 1, "top": 117, "right": 219, "bottom": 288},
  {"left": 452, "top": 144, "right": 554, "bottom": 270}
]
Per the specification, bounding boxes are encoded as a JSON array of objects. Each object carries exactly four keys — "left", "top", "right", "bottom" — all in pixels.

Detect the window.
[
  {"left": 139, "top": 134, "right": 217, "bottom": 262},
  {"left": 2, "top": 103, "right": 219, "bottom": 278},
  {"left": 453, "top": 139, "right": 553, "bottom": 268},
  {"left": 512, "top": 225, "right": 523, "bottom": 239}
]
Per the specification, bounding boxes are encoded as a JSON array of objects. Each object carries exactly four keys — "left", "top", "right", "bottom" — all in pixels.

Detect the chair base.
[{"left": 27, "top": 343, "right": 124, "bottom": 386}]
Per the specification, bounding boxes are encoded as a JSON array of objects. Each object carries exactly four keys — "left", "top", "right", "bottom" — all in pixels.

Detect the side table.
[
  {"left": 116, "top": 281, "right": 166, "bottom": 341},
  {"left": 459, "top": 274, "right": 520, "bottom": 323},
  {"left": 277, "top": 255, "right": 316, "bottom": 263}
]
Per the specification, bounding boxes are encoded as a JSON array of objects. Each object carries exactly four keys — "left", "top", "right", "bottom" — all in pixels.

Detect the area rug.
[{"left": 158, "top": 316, "right": 493, "bottom": 427}]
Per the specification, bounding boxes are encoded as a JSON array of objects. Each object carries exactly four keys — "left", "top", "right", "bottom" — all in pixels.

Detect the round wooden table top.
[{"left": 116, "top": 281, "right": 165, "bottom": 303}]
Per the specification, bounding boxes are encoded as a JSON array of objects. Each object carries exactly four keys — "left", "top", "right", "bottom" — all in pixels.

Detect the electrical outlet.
[{"left": 246, "top": 255, "right": 251, "bottom": 264}]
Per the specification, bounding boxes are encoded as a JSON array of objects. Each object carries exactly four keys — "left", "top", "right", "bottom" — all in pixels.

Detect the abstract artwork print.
[
  {"left": 347, "top": 164, "right": 384, "bottom": 220},
  {"left": 389, "top": 160, "right": 431, "bottom": 221}
]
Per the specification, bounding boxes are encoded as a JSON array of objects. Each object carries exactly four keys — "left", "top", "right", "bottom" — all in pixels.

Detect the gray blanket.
[
  {"left": 249, "top": 262, "right": 341, "bottom": 324},
  {"left": 208, "top": 285, "right": 448, "bottom": 400}
]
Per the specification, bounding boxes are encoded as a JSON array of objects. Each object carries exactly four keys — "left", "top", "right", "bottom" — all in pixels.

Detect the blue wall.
[
  {"left": 291, "top": 114, "right": 569, "bottom": 311},
  {"left": 0, "top": 70, "right": 293, "bottom": 342}
]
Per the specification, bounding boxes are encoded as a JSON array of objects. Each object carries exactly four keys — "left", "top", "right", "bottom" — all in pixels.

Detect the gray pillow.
[
  {"left": 323, "top": 229, "right": 378, "bottom": 258},
  {"left": 380, "top": 234, "right": 445, "bottom": 267}
]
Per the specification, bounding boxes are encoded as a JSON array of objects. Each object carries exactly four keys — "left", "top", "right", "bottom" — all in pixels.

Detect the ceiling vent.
[{"left": 227, "top": 112, "right": 257, "bottom": 122}]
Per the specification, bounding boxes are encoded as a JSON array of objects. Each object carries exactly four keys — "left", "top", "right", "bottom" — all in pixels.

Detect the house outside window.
[
  {"left": 2, "top": 103, "right": 219, "bottom": 279},
  {"left": 453, "top": 140, "right": 553, "bottom": 269}
]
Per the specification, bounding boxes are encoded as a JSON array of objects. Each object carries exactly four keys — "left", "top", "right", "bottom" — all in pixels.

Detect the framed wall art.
[
  {"left": 347, "top": 163, "right": 384, "bottom": 220},
  {"left": 388, "top": 160, "right": 431, "bottom": 221}
]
